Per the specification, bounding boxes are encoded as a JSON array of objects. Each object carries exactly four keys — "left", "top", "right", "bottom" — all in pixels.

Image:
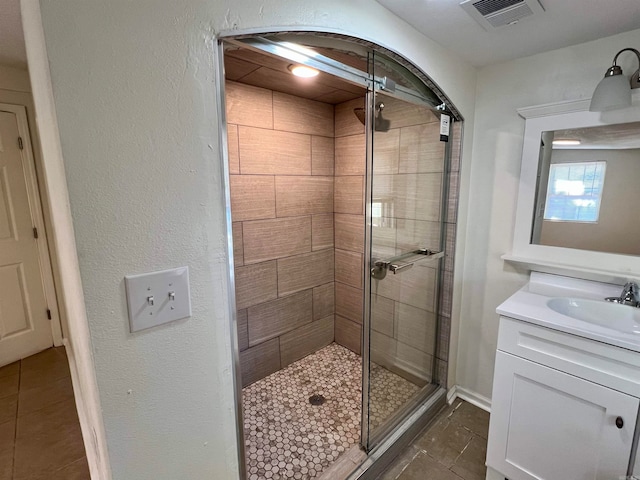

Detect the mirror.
[
  {"left": 507, "top": 95, "right": 640, "bottom": 281},
  {"left": 531, "top": 122, "right": 640, "bottom": 256}
]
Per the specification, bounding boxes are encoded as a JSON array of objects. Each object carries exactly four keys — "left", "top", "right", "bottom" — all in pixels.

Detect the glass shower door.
[{"left": 362, "top": 84, "right": 448, "bottom": 448}]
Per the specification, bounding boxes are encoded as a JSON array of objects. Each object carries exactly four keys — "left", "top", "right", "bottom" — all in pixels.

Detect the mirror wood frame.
[{"left": 505, "top": 93, "right": 640, "bottom": 283}]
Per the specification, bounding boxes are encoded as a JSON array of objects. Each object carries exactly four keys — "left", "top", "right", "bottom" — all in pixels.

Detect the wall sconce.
[{"left": 589, "top": 48, "right": 640, "bottom": 112}]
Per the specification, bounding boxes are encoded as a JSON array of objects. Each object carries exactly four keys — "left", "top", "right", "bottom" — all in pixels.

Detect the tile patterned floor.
[
  {"left": 0, "top": 347, "right": 89, "bottom": 480},
  {"left": 377, "top": 399, "right": 489, "bottom": 480},
  {"left": 369, "top": 366, "right": 420, "bottom": 432},
  {"left": 242, "top": 343, "right": 421, "bottom": 480}
]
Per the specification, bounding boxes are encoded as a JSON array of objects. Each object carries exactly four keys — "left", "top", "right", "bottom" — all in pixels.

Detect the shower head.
[
  {"left": 353, "top": 107, "right": 366, "bottom": 126},
  {"left": 351, "top": 103, "right": 390, "bottom": 132},
  {"left": 375, "top": 103, "right": 390, "bottom": 132}
]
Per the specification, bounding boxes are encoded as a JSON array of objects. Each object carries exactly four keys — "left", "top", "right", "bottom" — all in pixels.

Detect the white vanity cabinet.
[{"left": 487, "top": 316, "right": 640, "bottom": 480}]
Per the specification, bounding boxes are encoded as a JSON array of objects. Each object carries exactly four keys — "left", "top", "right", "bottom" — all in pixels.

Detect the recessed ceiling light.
[
  {"left": 288, "top": 65, "right": 319, "bottom": 78},
  {"left": 552, "top": 139, "right": 581, "bottom": 146}
]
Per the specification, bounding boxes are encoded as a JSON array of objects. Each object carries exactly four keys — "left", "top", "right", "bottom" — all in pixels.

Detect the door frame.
[
  {"left": 0, "top": 102, "right": 63, "bottom": 347},
  {"left": 20, "top": 1, "right": 112, "bottom": 479}
]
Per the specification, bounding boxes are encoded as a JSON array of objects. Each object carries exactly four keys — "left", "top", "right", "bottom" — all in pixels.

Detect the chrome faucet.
[{"left": 605, "top": 282, "right": 640, "bottom": 307}]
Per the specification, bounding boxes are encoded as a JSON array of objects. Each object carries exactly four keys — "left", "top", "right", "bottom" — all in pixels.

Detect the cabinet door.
[{"left": 487, "top": 351, "right": 639, "bottom": 480}]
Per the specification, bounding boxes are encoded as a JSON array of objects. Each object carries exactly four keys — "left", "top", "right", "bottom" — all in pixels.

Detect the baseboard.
[
  {"left": 61, "top": 337, "right": 111, "bottom": 479},
  {"left": 485, "top": 466, "right": 506, "bottom": 480},
  {"left": 447, "top": 385, "right": 491, "bottom": 413}
]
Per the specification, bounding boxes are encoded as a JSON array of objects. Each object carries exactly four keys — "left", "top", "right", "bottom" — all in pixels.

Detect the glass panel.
[{"left": 364, "top": 81, "right": 447, "bottom": 447}]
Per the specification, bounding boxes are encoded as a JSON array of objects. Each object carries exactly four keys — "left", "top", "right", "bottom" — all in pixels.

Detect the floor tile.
[
  {"left": 416, "top": 418, "right": 473, "bottom": 468},
  {"left": 0, "top": 347, "right": 88, "bottom": 480},
  {"left": 433, "top": 399, "right": 462, "bottom": 421},
  {"left": 369, "top": 366, "right": 421, "bottom": 432},
  {"left": 34, "top": 457, "right": 90, "bottom": 480},
  {"left": 243, "top": 343, "right": 421, "bottom": 480},
  {"left": 19, "top": 347, "right": 67, "bottom": 372},
  {"left": 13, "top": 398, "right": 85, "bottom": 480},
  {"left": 0, "top": 363, "right": 19, "bottom": 380},
  {"left": 18, "top": 375, "right": 75, "bottom": 417},
  {"left": 377, "top": 445, "right": 421, "bottom": 480},
  {"left": 19, "top": 348, "right": 70, "bottom": 391},
  {"left": 396, "top": 451, "right": 463, "bottom": 480},
  {"left": 450, "top": 435, "right": 487, "bottom": 480},
  {"left": 0, "top": 419, "right": 16, "bottom": 480},
  {"left": 450, "top": 401, "right": 490, "bottom": 439},
  {"left": 0, "top": 375, "right": 19, "bottom": 400},
  {"left": 0, "top": 395, "right": 17, "bottom": 425},
  {"left": 377, "top": 400, "right": 489, "bottom": 480},
  {"left": 243, "top": 343, "right": 362, "bottom": 479}
]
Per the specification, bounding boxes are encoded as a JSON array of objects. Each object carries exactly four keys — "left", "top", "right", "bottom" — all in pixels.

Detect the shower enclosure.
[{"left": 216, "top": 34, "right": 461, "bottom": 479}]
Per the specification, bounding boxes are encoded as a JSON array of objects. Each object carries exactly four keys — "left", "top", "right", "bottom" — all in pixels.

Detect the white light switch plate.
[{"left": 125, "top": 266, "right": 191, "bottom": 332}]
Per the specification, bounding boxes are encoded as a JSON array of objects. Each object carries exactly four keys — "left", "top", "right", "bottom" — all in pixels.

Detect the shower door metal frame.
[
  {"left": 361, "top": 77, "right": 453, "bottom": 451},
  {"left": 213, "top": 39, "right": 247, "bottom": 480},
  {"left": 361, "top": 82, "right": 374, "bottom": 451},
  {"left": 215, "top": 32, "right": 457, "bottom": 478}
]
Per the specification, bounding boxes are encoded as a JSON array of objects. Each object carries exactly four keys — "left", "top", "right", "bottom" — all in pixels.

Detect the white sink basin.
[{"left": 547, "top": 297, "right": 640, "bottom": 335}]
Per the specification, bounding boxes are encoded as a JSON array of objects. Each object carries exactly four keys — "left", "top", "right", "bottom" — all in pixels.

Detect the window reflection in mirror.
[
  {"left": 531, "top": 121, "right": 640, "bottom": 256},
  {"left": 543, "top": 161, "right": 606, "bottom": 222}
]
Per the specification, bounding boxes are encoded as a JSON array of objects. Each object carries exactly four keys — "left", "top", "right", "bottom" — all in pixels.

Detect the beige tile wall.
[
  {"left": 228, "top": 81, "right": 335, "bottom": 387},
  {"left": 334, "top": 98, "right": 366, "bottom": 357}
]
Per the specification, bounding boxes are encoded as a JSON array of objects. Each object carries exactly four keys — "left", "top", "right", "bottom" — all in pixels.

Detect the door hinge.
[
  {"left": 33, "top": 227, "right": 38, "bottom": 239},
  {"left": 18, "top": 137, "right": 23, "bottom": 150},
  {"left": 47, "top": 309, "right": 52, "bottom": 320}
]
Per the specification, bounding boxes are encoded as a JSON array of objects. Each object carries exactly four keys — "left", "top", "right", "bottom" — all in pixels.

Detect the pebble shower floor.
[{"left": 242, "top": 343, "right": 420, "bottom": 479}]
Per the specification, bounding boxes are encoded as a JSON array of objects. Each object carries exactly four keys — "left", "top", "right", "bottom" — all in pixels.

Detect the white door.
[
  {"left": 487, "top": 351, "right": 638, "bottom": 480},
  {"left": 0, "top": 110, "right": 53, "bottom": 365}
]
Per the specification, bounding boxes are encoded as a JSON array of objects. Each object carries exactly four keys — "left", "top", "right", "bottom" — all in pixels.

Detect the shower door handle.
[
  {"left": 389, "top": 262, "right": 413, "bottom": 274},
  {"left": 371, "top": 248, "right": 443, "bottom": 280}
]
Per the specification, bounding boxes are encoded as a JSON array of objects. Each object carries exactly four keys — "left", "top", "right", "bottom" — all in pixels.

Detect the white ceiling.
[
  {"left": 2, "top": 1, "right": 640, "bottom": 71},
  {"left": 0, "top": 0, "right": 26, "bottom": 69},
  {"left": 552, "top": 122, "right": 640, "bottom": 150},
  {"left": 375, "top": 0, "right": 640, "bottom": 67}
]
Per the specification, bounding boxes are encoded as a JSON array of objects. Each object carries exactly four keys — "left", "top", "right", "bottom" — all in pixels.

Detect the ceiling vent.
[{"left": 460, "top": 0, "right": 545, "bottom": 30}]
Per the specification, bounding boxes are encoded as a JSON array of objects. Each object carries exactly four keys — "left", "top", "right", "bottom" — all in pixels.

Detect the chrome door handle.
[
  {"left": 370, "top": 247, "right": 443, "bottom": 280},
  {"left": 389, "top": 262, "right": 413, "bottom": 274}
]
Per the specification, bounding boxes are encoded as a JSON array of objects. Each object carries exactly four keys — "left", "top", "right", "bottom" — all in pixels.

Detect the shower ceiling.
[{"left": 224, "top": 46, "right": 366, "bottom": 104}]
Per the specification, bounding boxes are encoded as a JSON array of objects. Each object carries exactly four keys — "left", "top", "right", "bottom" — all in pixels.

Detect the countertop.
[{"left": 497, "top": 273, "right": 640, "bottom": 353}]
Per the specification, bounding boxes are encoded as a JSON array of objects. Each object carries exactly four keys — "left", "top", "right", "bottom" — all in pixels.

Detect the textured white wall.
[
  {"left": 37, "top": 1, "right": 477, "bottom": 479},
  {"left": 457, "top": 27, "right": 640, "bottom": 402}
]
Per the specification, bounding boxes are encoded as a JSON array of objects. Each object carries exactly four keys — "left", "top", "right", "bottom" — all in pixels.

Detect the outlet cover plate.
[{"left": 125, "top": 266, "right": 191, "bottom": 332}]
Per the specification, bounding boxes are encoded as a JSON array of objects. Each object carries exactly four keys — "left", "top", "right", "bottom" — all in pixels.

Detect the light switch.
[{"left": 125, "top": 266, "right": 191, "bottom": 332}]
